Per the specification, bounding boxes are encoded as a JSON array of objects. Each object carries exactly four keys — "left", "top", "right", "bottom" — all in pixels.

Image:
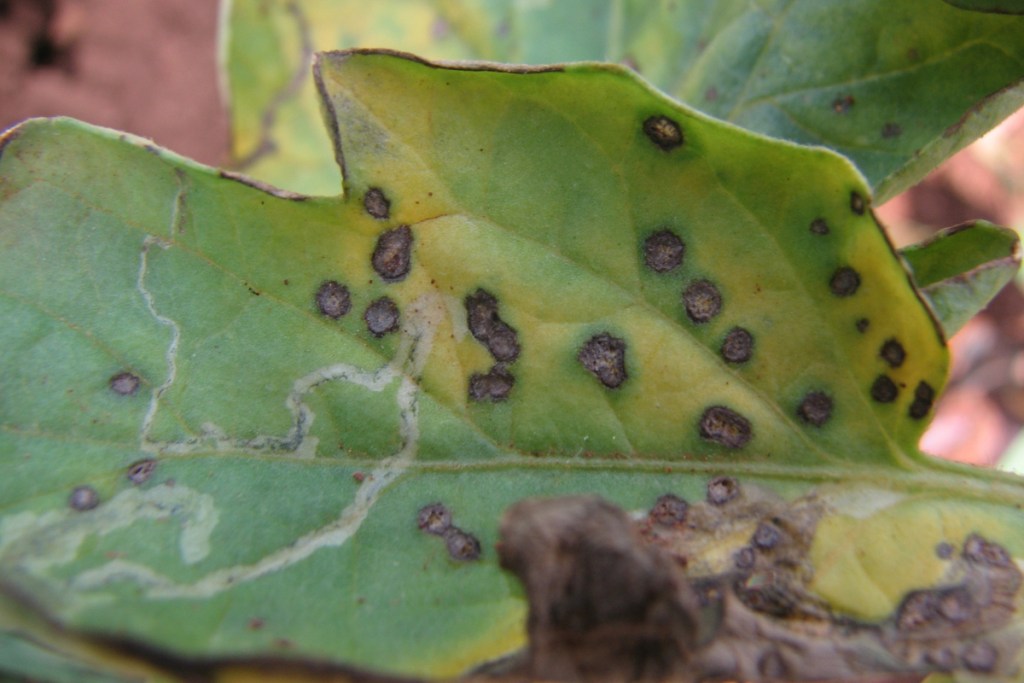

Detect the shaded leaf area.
[
  {"left": 943, "top": 0, "right": 1024, "bottom": 13},
  {"left": 0, "top": 54, "right": 1020, "bottom": 680},
  {"left": 223, "top": 0, "right": 1024, "bottom": 200},
  {"left": 900, "top": 222, "right": 1022, "bottom": 337}
]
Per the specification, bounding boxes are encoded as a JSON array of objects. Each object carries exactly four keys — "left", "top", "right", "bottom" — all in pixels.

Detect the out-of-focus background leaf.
[{"left": 221, "top": 0, "right": 1024, "bottom": 201}]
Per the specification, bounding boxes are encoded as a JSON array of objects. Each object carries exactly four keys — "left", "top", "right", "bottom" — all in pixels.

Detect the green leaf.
[
  {"left": 943, "top": 0, "right": 1024, "bottom": 14},
  {"left": 1, "top": 52, "right": 1023, "bottom": 679},
  {"left": 222, "top": 0, "right": 1024, "bottom": 200},
  {"left": 900, "top": 221, "right": 1022, "bottom": 338}
]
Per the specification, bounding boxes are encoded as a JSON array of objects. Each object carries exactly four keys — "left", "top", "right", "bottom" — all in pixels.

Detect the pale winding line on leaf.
[{"left": 1, "top": 183, "right": 446, "bottom": 598}]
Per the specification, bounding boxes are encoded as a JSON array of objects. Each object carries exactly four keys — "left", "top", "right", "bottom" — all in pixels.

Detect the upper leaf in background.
[{"left": 222, "top": 0, "right": 1024, "bottom": 202}]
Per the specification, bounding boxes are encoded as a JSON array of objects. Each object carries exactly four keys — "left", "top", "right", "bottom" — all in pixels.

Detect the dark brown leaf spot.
[
  {"left": 734, "top": 546, "right": 756, "bottom": 570},
  {"left": 643, "top": 115, "right": 684, "bottom": 151},
  {"left": 720, "top": 327, "right": 753, "bottom": 364},
  {"left": 126, "top": 459, "right": 157, "bottom": 485},
  {"left": 753, "top": 521, "right": 782, "bottom": 550},
  {"left": 871, "top": 375, "right": 899, "bottom": 403},
  {"left": 643, "top": 229, "right": 685, "bottom": 273},
  {"left": 856, "top": 318, "right": 870, "bottom": 333},
  {"left": 850, "top": 191, "right": 866, "bottom": 215},
  {"left": 417, "top": 502, "right": 451, "bottom": 536},
  {"left": 881, "top": 122, "right": 903, "bottom": 139},
  {"left": 363, "top": 297, "right": 400, "bottom": 337},
  {"left": 315, "top": 280, "right": 350, "bottom": 319},
  {"left": 700, "top": 406, "right": 751, "bottom": 448},
  {"left": 371, "top": 225, "right": 413, "bottom": 282},
  {"left": 936, "top": 542, "right": 955, "bottom": 559},
  {"left": 797, "top": 391, "right": 833, "bottom": 427},
  {"left": 832, "top": 95, "right": 855, "bottom": 113},
  {"left": 830, "top": 267, "right": 861, "bottom": 296},
  {"left": 69, "top": 485, "right": 99, "bottom": 511},
  {"left": 737, "top": 580, "right": 797, "bottom": 617},
  {"left": 578, "top": 333, "right": 628, "bottom": 389},
  {"left": 109, "top": 371, "right": 140, "bottom": 396},
  {"left": 809, "top": 218, "right": 829, "bottom": 235},
  {"left": 468, "top": 366, "right": 515, "bottom": 402},
  {"left": 909, "top": 381, "right": 935, "bottom": 420},
  {"left": 963, "top": 642, "right": 998, "bottom": 673},
  {"left": 963, "top": 533, "right": 1012, "bottom": 568},
  {"left": 707, "top": 476, "right": 740, "bottom": 505},
  {"left": 444, "top": 527, "right": 482, "bottom": 562},
  {"left": 880, "top": 338, "right": 906, "bottom": 368},
  {"left": 683, "top": 279, "right": 722, "bottom": 323},
  {"left": 465, "top": 289, "right": 520, "bottom": 363},
  {"left": 649, "top": 494, "right": 688, "bottom": 526},
  {"left": 363, "top": 187, "right": 390, "bottom": 220}
]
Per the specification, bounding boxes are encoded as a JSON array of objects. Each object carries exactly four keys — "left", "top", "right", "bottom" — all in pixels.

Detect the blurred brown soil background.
[{"left": 2, "top": 0, "right": 1023, "bottom": 467}]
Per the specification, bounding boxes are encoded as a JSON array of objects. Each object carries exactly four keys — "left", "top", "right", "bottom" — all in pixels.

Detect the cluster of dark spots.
[
  {"left": 880, "top": 338, "right": 906, "bottom": 367},
  {"left": 882, "top": 122, "right": 903, "bottom": 139},
  {"left": 752, "top": 521, "right": 782, "bottom": 550},
  {"left": 909, "top": 381, "right": 935, "bottom": 420},
  {"left": 578, "top": 333, "right": 628, "bottom": 389},
  {"left": 417, "top": 502, "right": 451, "bottom": 536},
  {"left": 871, "top": 375, "right": 899, "bottom": 403},
  {"left": 416, "top": 503, "right": 482, "bottom": 562},
  {"left": 465, "top": 289, "right": 520, "bottom": 363},
  {"left": 809, "top": 218, "right": 830, "bottom": 235},
  {"left": 720, "top": 327, "right": 753, "bottom": 364},
  {"left": 830, "top": 266, "right": 861, "bottom": 297},
  {"left": 850, "top": 191, "right": 867, "bottom": 215},
  {"left": 642, "top": 115, "right": 684, "bottom": 151},
  {"left": 371, "top": 225, "right": 413, "bottom": 282},
  {"left": 832, "top": 95, "right": 855, "bottom": 113},
  {"left": 683, "top": 279, "right": 722, "bottom": 323},
  {"left": 699, "top": 406, "right": 752, "bottom": 448},
  {"left": 797, "top": 391, "right": 833, "bottom": 427},
  {"left": 468, "top": 366, "right": 515, "bottom": 402},
  {"left": 363, "top": 187, "right": 390, "bottom": 219},
  {"left": 856, "top": 318, "right": 870, "bottom": 333},
  {"left": 649, "top": 494, "right": 688, "bottom": 526},
  {"left": 126, "top": 458, "right": 157, "bottom": 485},
  {"left": 68, "top": 485, "right": 99, "bottom": 511},
  {"left": 363, "top": 297, "right": 399, "bottom": 337},
  {"left": 706, "top": 475, "right": 740, "bottom": 505},
  {"left": 109, "top": 371, "right": 140, "bottom": 396},
  {"left": 444, "top": 527, "right": 482, "bottom": 562},
  {"left": 643, "top": 229, "right": 685, "bottom": 272},
  {"left": 315, "top": 280, "right": 351, "bottom": 319}
]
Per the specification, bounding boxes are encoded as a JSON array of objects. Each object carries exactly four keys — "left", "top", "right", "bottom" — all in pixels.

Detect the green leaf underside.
[
  {"left": 223, "top": 0, "right": 1024, "bottom": 200},
  {"left": 1, "top": 53, "right": 1023, "bottom": 679},
  {"left": 900, "top": 221, "right": 1022, "bottom": 336}
]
